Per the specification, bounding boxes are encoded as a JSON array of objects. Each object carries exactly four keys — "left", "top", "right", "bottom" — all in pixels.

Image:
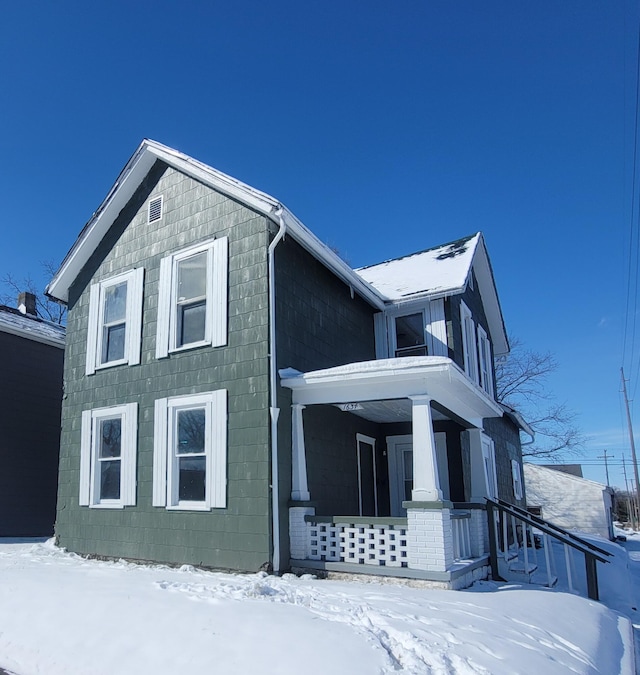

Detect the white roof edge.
[
  {"left": 524, "top": 462, "right": 611, "bottom": 491},
  {"left": 0, "top": 321, "right": 65, "bottom": 349},
  {"left": 47, "top": 139, "right": 385, "bottom": 309}
]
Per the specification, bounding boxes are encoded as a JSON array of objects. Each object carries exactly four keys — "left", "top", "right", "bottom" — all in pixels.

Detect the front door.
[
  {"left": 387, "top": 433, "right": 449, "bottom": 516},
  {"left": 356, "top": 434, "right": 378, "bottom": 517}
]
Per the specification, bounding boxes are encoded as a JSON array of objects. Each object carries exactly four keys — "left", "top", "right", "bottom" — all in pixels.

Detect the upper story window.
[
  {"left": 156, "top": 237, "right": 228, "bottom": 358},
  {"left": 460, "top": 301, "right": 479, "bottom": 384},
  {"left": 374, "top": 300, "right": 448, "bottom": 360},
  {"left": 79, "top": 403, "right": 138, "bottom": 508},
  {"left": 394, "top": 312, "right": 427, "bottom": 357},
  {"left": 152, "top": 390, "right": 227, "bottom": 511},
  {"left": 477, "top": 325, "right": 494, "bottom": 396},
  {"left": 86, "top": 268, "right": 145, "bottom": 375}
]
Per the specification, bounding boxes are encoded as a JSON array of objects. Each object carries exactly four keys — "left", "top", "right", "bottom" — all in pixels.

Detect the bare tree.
[
  {"left": 0, "top": 260, "right": 66, "bottom": 325},
  {"left": 495, "top": 337, "right": 584, "bottom": 459}
]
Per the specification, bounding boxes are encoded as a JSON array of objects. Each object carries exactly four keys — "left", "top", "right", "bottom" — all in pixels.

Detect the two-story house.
[{"left": 47, "top": 139, "right": 528, "bottom": 588}]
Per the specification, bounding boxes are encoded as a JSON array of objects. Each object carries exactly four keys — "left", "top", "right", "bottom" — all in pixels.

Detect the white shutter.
[
  {"left": 79, "top": 410, "right": 93, "bottom": 506},
  {"left": 155, "top": 256, "right": 172, "bottom": 359},
  {"left": 427, "top": 299, "right": 448, "bottom": 357},
  {"left": 85, "top": 284, "right": 100, "bottom": 375},
  {"left": 121, "top": 403, "right": 138, "bottom": 506},
  {"left": 152, "top": 398, "right": 168, "bottom": 506},
  {"left": 373, "top": 312, "right": 388, "bottom": 359},
  {"left": 127, "top": 268, "right": 145, "bottom": 366},
  {"left": 211, "top": 237, "right": 228, "bottom": 348},
  {"left": 208, "top": 389, "right": 227, "bottom": 508}
]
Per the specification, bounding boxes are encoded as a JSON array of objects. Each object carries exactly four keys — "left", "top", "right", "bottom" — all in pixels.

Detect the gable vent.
[{"left": 148, "top": 196, "right": 163, "bottom": 223}]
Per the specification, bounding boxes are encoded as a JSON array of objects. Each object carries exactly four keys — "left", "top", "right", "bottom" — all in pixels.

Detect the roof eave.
[{"left": 47, "top": 139, "right": 386, "bottom": 310}]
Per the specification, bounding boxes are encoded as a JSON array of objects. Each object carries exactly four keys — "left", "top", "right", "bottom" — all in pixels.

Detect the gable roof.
[
  {"left": 46, "top": 139, "right": 384, "bottom": 310},
  {"left": 0, "top": 305, "right": 65, "bottom": 348},
  {"left": 46, "top": 140, "right": 508, "bottom": 356},
  {"left": 356, "top": 232, "right": 509, "bottom": 356},
  {"left": 523, "top": 463, "right": 612, "bottom": 493}
]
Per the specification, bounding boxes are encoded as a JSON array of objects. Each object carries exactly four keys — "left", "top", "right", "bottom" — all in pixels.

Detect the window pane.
[
  {"left": 102, "top": 323, "right": 126, "bottom": 362},
  {"left": 178, "top": 301, "right": 206, "bottom": 346},
  {"left": 177, "top": 409, "right": 205, "bottom": 455},
  {"left": 103, "top": 282, "right": 127, "bottom": 324},
  {"left": 179, "top": 456, "right": 206, "bottom": 501},
  {"left": 100, "top": 459, "right": 121, "bottom": 500},
  {"left": 99, "top": 419, "right": 121, "bottom": 458},
  {"left": 395, "top": 314, "right": 425, "bottom": 349},
  {"left": 177, "top": 252, "right": 207, "bottom": 302}
]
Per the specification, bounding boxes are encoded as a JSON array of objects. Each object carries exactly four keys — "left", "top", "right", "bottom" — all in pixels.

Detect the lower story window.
[
  {"left": 153, "top": 390, "right": 227, "bottom": 510},
  {"left": 79, "top": 403, "right": 138, "bottom": 508}
]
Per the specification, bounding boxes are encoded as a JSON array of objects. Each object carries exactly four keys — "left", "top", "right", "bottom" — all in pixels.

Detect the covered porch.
[{"left": 279, "top": 357, "right": 504, "bottom": 588}]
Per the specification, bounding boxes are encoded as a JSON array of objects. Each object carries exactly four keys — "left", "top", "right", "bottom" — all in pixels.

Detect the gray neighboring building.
[
  {"left": 47, "top": 139, "right": 529, "bottom": 587},
  {"left": 0, "top": 293, "right": 65, "bottom": 536},
  {"left": 524, "top": 463, "right": 615, "bottom": 540}
]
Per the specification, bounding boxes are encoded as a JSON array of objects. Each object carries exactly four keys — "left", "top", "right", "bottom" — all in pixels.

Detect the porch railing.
[
  {"left": 305, "top": 516, "right": 409, "bottom": 568},
  {"left": 486, "top": 498, "right": 612, "bottom": 601}
]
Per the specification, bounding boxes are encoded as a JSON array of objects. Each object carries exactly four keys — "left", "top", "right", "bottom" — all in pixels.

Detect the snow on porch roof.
[
  {"left": 356, "top": 233, "right": 479, "bottom": 301},
  {"left": 279, "top": 356, "right": 504, "bottom": 426}
]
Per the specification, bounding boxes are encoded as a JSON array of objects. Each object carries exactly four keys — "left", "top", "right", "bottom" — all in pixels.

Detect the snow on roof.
[
  {"left": 524, "top": 462, "right": 611, "bottom": 492},
  {"left": 0, "top": 306, "right": 65, "bottom": 348},
  {"left": 355, "top": 233, "right": 479, "bottom": 300}
]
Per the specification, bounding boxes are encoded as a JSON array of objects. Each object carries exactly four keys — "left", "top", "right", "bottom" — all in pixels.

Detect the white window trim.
[
  {"left": 481, "top": 434, "right": 498, "bottom": 500},
  {"left": 390, "top": 309, "right": 428, "bottom": 358},
  {"left": 512, "top": 459, "right": 523, "bottom": 500},
  {"left": 152, "top": 390, "right": 227, "bottom": 510},
  {"left": 86, "top": 268, "right": 144, "bottom": 375},
  {"left": 460, "top": 300, "right": 479, "bottom": 384},
  {"left": 356, "top": 434, "right": 378, "bottom": 517},
  {"left": 477, "top": 325, "right": 494, "bottom": 397},
  {"left": 156, "top": 237, "right": 228, "bottom": 359},
  {"left": 79, "top": 403, "right": 138, "bottom": 508}
]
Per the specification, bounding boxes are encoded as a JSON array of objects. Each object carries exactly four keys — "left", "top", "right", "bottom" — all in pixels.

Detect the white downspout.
[{"left": 268, "top": 207, "right": 287, "bottom": 573}]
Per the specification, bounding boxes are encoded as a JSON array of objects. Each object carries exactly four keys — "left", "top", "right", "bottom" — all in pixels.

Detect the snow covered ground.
[{"left": 0, "top": 536, "right": 636, "bottom": 675}]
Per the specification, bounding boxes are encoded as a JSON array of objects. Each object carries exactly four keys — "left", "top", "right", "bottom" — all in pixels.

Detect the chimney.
[{"left": 18, "top": 292, "right": 37, "bottom": 317}]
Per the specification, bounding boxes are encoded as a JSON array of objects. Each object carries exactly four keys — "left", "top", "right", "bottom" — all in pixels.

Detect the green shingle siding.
[{"left": 56, "top": 163, "right": 272, "bottom": 572}]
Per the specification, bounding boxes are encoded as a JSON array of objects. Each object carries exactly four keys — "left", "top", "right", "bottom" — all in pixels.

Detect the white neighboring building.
[{"left": 523, "top": 463, "right": 614, "bottom": 541}]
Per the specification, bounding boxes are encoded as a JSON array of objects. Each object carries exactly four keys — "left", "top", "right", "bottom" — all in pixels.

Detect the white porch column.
[
  {"left": 291, "top": 404, "right": 310, "bottom": 501},
  {"left": 409, "top": 395, "right": 442, "bottom": 502}
]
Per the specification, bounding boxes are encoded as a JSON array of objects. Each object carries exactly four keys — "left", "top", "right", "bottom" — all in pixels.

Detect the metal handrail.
[
  {"left": 494, "top": 497, "right": 613, "bottom": 558},
  {"left": 486, "top": 498, "right": 610, "bottom": 601}
]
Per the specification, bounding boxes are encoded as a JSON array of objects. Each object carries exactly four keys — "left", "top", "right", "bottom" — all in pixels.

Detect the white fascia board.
[
  {"left": 48, "top": 139, "right": 386, "bottom": 310},
  {"left": 472, "top": 236, "right": 509, "bottom": 356},
  {"left": 280, "top": 357, "right": 503, "bottom": 423},
  {"left": 0, "top": 322, "right": 65, "bottom": 349}
]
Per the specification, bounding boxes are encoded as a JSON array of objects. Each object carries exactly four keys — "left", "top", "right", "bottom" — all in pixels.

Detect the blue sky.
[{"left": 1, "top": 1, "right": 638, "bottom": 488}]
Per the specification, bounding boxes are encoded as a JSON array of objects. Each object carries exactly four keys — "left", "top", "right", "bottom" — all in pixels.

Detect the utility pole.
[
  {"left": 623, "top": 456, "right": 634, "bottom": 525},
  {"left": 597, "top": 449, "right": 613, "bottom": 486},
  {"left": 621, "top": 367, "right": 640, "bottom": 531}
]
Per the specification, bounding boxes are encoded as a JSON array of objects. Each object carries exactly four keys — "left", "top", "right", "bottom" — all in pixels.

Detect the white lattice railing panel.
[
  {"left": 341, "top": 525, "right": 409, "bottom": 567},
  {"left": 306, "top": 520, "right": 409, "bottom": 568},
  {"left": 452, "top": 514, "right": 472, "bottom": 561},
  {"left": 308, "top": 522, "right": 341, "bottom": 561}
]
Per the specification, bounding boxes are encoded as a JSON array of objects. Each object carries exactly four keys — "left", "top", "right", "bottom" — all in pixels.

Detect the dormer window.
[{"left": 394, "top": 312, "right": 427, "bottom": 357}]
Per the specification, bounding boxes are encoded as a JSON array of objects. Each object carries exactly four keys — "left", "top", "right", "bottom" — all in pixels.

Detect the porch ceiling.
[
  {"left": 333, "top": 398, "right": 448, "bottom": 423},
  {"left": 279, "top": 356, "right": 503, "bottom": 427}
]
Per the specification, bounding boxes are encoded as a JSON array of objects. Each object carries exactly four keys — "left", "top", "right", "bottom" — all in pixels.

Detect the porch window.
[
  {"left": 85, "top": 268, "right": 145, "bottom": 375},
  {"left": 79, "top": 403, "right": 138, "bottom": 508},
  {"left": 156, "top": 237, "right": 228, "bottom": 358},
  {"left": 152, "top": 390, "right": 227, "bottom": 510},
  {"left": 394, "top": 312, "right": 427, "bottom": 357}
]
